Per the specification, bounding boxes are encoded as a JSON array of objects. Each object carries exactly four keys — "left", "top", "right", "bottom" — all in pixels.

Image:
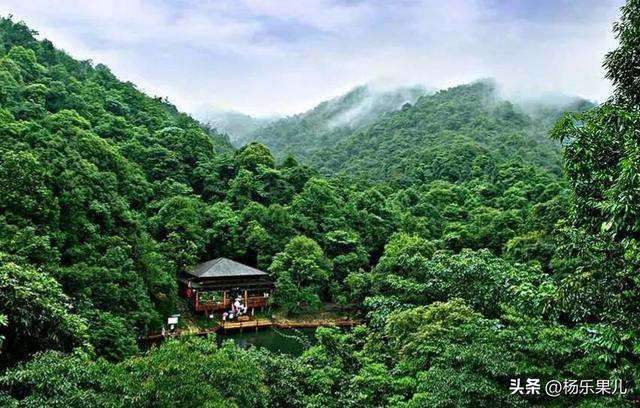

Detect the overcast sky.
[{"left": 1, "top": 0, "right": 624, "bottom": 116}]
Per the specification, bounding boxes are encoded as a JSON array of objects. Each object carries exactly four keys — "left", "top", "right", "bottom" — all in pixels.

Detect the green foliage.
[
  {"left": 547, "top": 0, "right": 640, "bottom": 395},
  {"left": 103, "top": 338, "right": 268, "bottom": 407},
  {"left": 551, "top": 106, "right": 640, "bottom": 240},
  {"left": 605, "top": 0, "right": 640, "bottom": 106},
  {"left": 0, "top": 337, "right": 268, "bottom": 407},
  {"left": 235, "top": 143, "right": 276, "bottom": 171},
  {"left": 365, "top": 233, "right": 434, "bottom": 303},
  {"left": 235, "top": 85, "right": 428, "bottom": 161},
  {"left": 0, "top": 350, "right": 113, "bottom": 407},
  {"left": 0, "top": 253, "right": 88, "bottom": 365},
  {"left": 269, "top": 236, "right": 332, "bottom": 313},
  {"left": 84, "top": 311, "right": 138, "bottom": 362},
  {"left": 383, "top": 300, "right": 524, "bottom": 407},
  {"left": 0, "top": 16, "right": 228, "bottom": 357},
  {"left": 2, "top": 4, "right": 639, "bottom": 406},
  {"left": 309, "top": 81, "right": 585, "bottom": 186}
]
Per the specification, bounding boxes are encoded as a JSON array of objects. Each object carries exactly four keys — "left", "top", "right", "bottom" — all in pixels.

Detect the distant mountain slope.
[
  {"left": 242, "top": 84, "right": 429, "bottom": 161},
  {"left": 197, "top": 110, "right": 274, "bottom": 145},
  {"left": 309, "top": 81, "right": 594, "bottom": 186}
]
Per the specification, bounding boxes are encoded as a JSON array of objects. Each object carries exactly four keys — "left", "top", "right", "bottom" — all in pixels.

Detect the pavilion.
[{"left": 178, "top": 257, "right": 274, "bottom": 314}]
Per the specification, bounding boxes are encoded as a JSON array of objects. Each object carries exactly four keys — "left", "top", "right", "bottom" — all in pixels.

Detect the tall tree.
[
  {"left": 550, "top": 0, "right": 640, "bottom": 387},
  {"left": 269, "top": 236, "right": 332, "bottom": 314}
]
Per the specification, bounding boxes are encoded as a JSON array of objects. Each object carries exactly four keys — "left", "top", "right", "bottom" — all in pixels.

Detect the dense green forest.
[{"left": 1, "top": 0, "right": 639, "bottom": 405}]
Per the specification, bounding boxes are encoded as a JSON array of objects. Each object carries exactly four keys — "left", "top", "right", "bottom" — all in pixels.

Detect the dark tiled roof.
[{"left": 187, "top": 257, "right": 268, "bottom": 278}]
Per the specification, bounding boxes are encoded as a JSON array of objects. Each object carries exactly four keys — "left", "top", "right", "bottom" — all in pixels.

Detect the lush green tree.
[
  {"left": 84, "top": 311, "right": 138, "bottom": 362},
  {"left": 0, "top": 314, "right": 7, "bottom": 350},
  {"left": 0, "top": 350, "right": 114, "bottom": 407},
  {"left": 605, "top": 0, "right": 640, "bottom": 106},
  {"left": 269, "top": 236, "right": 332, "bottom": 314},
  {"left": 367, "top": 233, "right": 435, "bottom": 303},
  {"left": 0, "top": 254, "right": 88, "bottom": 365},
  {"left": 0, "top": 337, "right": 269, "bottom": 407},
  {"left": 549, "top": 0, "right": 640, "bottom": 393},
  {"left": 422, "top": 250, "right": 548, "bottom": 318},
  {"left": 324, "top": 229, "right": 368, "bottom": 290},
  {"left": 234, "top": 142, "right": 276, "bottom": 172},
  {"left": 252, "top": 350, "right": 308, "bottom": 408},
  {"left": 148, "top": 195, "right": 206, "bottom": 272},
  {"left": 0, "top": 149, "right": 58, "bottom": 225},
  {"left": 226, "top": 168, "right": 266, "bottom": 208},
  {"left": 291, "top": 177, "right": 346, "bottom": 243},
  {"left": 203, "top": 202, "right": 241, "bottom": 259},
  {"left": 103, "top": 338, "right": 268, "bottom": 407},
  {"left": 349, "top": 187, "right": 399, "bottom": 258},
  {"left": 381, "top": 300, "right": 524, "bottom": 407}
]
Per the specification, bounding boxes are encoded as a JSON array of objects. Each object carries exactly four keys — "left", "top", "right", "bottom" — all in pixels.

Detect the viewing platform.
[
  {"left": 143, "top": 317, "right": 362, "bottom": 341},
  {"left": 219, "top": 318, "right": 274, "bottom": 332}
]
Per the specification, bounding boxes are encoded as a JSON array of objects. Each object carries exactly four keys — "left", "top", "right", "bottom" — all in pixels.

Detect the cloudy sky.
[{"left": 1, "top": 0, "right": 624, "bottom": 116}]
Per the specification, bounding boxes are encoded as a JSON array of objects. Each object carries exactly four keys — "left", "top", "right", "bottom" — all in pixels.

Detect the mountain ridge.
[
  {"left": 205, "top": 84, "right": 430, "bottom": 159},
  {"left": 202, "top": 80, "right": 593, "bottom": 187}
]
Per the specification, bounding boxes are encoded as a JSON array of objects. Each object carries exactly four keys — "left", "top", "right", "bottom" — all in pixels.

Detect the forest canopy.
[{"left": 1, "top": 0, "right": 639, "bottom": 405}]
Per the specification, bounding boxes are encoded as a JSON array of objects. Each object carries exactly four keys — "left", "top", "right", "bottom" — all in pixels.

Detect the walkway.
[{"left": 143, "top": 318, "right": 362, "bottom": 341}]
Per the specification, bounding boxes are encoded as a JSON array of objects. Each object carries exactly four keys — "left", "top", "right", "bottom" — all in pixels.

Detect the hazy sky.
[{"left": 1, "top": 0, "right": 624, "bottom": 116}]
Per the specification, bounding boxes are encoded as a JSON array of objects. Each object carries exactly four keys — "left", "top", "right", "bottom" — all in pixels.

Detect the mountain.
[
  {"left": 196, "top": 109, "right": 275, "bottom": 145},
  {"left": 226, "top": 81, "right": 592, "bottom": 187},
  {"left": 1, "top": 5, "right": 638, "bottom": 408},
  {"left": 308, "top": 80, "right": 594, "bottom": 186},
  {"left": 240, "top": 84, "right": 429, "bottom": 161}
]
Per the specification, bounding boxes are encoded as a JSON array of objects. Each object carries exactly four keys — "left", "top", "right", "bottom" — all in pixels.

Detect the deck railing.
[{"left": 194, "top": 296, "right": 269, "bottom": 312}]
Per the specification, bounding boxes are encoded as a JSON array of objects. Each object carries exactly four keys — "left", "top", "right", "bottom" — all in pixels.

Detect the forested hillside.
[
  {"left": 235, "top": 84, "right": 428, "bottom": 161},
  {"left": 0, "top": 17, "right": 235, "bottom": 363},
  {"left": 229, "top": 80, "right": 592, "bottom": 187},
  {"left": 310, "top": 81, "right": 594, "bottom": 185},
  {"left": 1, "top": 0, "right": 639, "bottom": 405}
]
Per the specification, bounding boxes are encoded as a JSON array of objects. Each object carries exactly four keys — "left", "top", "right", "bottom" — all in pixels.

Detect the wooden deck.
[
  {"left": 142, "top": 318, "right": 362, "bottom": 341},
  {"left": 219, "top": 318, "right": 274, "bottom": 331}
]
